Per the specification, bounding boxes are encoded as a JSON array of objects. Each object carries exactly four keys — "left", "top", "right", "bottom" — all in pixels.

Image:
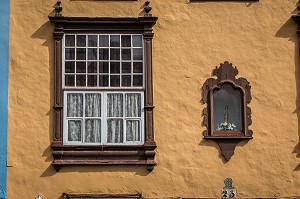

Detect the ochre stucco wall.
[{"left": 7, "top": 0, "right": 300, "bottom": 198}]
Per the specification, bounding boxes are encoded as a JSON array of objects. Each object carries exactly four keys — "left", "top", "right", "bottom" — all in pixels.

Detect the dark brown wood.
[
  {"left": 202, "top": 61, "right": 252, "bottom": 161},
  {"left": 49, "top": 4, "right": 157, "bottom": 171},
  {"left": 63, "top": 193, "right": 141, "bottom": 199}
]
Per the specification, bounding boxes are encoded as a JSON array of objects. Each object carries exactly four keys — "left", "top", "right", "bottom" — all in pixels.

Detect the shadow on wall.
[
  {"left": 275, "top": 4, "right": 300, "bottom": 171},
  {"left": 30, "top": 4, "right": 151, "bottom": 177}
]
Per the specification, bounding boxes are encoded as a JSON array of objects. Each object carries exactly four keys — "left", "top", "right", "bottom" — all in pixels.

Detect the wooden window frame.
[
  {"left": 62, "top": 193, "right": 141, "bottom": 199},
  {"left": 202, "top": 61, "right": 252, "bottom": 161},
  {"left": 49, "top": 5, "right": 157, "bottom": 171}
]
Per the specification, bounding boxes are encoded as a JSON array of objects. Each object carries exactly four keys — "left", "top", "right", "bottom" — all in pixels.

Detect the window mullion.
[{"left": 102, "top": 92, "right": 107, "bottom": 144}]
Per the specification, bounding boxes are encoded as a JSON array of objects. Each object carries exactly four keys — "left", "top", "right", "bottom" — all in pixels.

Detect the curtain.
[
  {"left": 107, "top": 94, "right": 123, "bottom": 143},
  {"left": 67, "top": 93, "right": 83, "bottom": 141},
  {"left": 85, "top": 94, "right": 101, "bottom": 143}
]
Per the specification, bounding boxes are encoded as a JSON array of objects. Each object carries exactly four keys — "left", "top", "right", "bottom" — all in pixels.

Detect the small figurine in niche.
[{"left": 216, "top": 105, "right": 236, "bottom": 131}]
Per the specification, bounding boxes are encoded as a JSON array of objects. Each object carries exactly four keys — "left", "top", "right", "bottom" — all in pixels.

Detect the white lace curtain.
[{"left": 66, "top": 92, "right": 141, "bottom": 144}]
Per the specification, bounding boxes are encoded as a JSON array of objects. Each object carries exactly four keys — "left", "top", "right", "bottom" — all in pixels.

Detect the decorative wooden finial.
[
  {"left": 55, "top": 0, "right": 63, "bottom": 16},
  {"left": 144, "top": 1, "right": 152, "bottom": 17}
]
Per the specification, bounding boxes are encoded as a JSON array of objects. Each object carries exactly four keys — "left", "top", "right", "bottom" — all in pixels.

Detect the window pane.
[
  {"left": 99, "top": 62, "right": 109, "bottom": 73},
  {"left": 85, "top": 119, "right": 101, "bottom": 143},
  {"left": 122, "top": 62, "right": 131, "bottom": 73},
  {"left": 110, "top": 75, "right": 120, "bottom": 87},
  {"left": 110, "top": 49, "right": 120, "bottom": 60},
  {"left": 85, "top": 93, "right": 101, "bottom": 117},
  {"left": 110, "top": 62, "right": 120, "bottom": 74},
  {"left": 88, "top": 35, "right": 97, "bottom": 47},
  {"left": 67, "top": 93, "right": 83, "bottom": 117},
  {"left": 87, "top": 75, "right": 97, "bottom": 87},
  {"left": 125, "top": 93, "right": 141, "bottom": 117},
  {"left": 76, "top": 48, "right": 86, "bottom": 60},
  {"left": 133, "top": 62, "right": 143, "bottom": 73},
  {"left": 99, "top": 35, "right": 109, "bottom": 47},
  {"left": 107, "top": 119, "right": 123, "bottom": 143},
  {"left": 122, "top": 75, "right": 131, "bottom": 87},
  {"left": 99, "top": 75, "right": 109, "bottom": 87},
  {"left": 76, "top": 75, "right": 86, "bottom": 87},
  {"left": 99, "top": 48, "right": 109, "bottom": 60},
  {"left": 121, "top": 35, "right": 131, "bottom": 47},
  {"left": 77, "top": 35, "right": 86, "bottom": 47},
  {"left": 65, "top": 61, "right": 75, "bottom": 73},
  {"left": 132, "top": 35, "right": 142, "bottom": 47},
  {"left": 110, "top": 35, "right": 120, "bottom": 47},
  {"left": 126, "top": 120, "right": 140, "bottom": 142},
  {"left": 107, "top": 93, "right": 123, "bottom": 117},
  {"left": 65, "top": 48, "right": 75, "bottom": 60},
  {"left": 133, "top": 75, "right": 143, "bottom": 87},
  {"left": 122, "top": 49, "right": 131, "bottom": 60},
  {"left": 88, "top": 48, "right": 97, "bottom": 60},
  {"left": 87, "top": 62, "right": 97, "bottom": 73},
  {"left": 68, "top": 120, "right": 82, "bottom": 141},
  {"left": 65, "top": 75, "right": 75, "bottom": 86},
  {"left": 76, "top": 62, "right": 86, "bottom": 73},
  {"left": 133, "top": 48, "right": 143, "bottom": 60},
  {"left": 65, "top": 35, "right": 75, "bottom": 47}
]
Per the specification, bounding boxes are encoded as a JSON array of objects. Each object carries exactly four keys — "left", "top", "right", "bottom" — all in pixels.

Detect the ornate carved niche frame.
[{"left": 202, "top": 61, "right": 253, "bottom": 161}]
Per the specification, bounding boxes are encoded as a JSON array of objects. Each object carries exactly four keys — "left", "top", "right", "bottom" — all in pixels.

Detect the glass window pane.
[
  {"left": 99, "top": 75, "right": 109, "bottom": 87},
  {"left": 88, "top": 35, "right": 97, "bottom": 47},
  {"left": 99, "top": 35, "right": 109, "bottom": 47},
  {"left": 107, "top": 93, "right": 123, "bottom": 117},
  {"left": 126, "top": 120, "right": 140, "bottom": 142},
  {"left": 213, "top": 84, "right": 242, "bottom": 131},
  {"left": 133, "top": 75, "right": 143, "bottom": 87},
  {"left": 125, "top": 93, "right": 141, "bottom": 117},
  {"left": 76, "top": 48, "right": 86, "bottom": 60},
  {"left": 110, "top": 75, "right": 120, "bottom": 87},
  {"left": 65, "top": 35, "right": 75, "bottom": 47},
  {"left": 110, "top": 49, "right": 120, "bottom": 60},
  {"left": 133, "top": 48, "right": 143, "bottom": 60},
  {"left": 107, "top": 119, "right": 123, "bottom": 143},
  {"left": 87, "top": 62, "right": 97, "bottom": 73},
  {"left": 68, "top": 120, "right": 82, "bottom": 141},
  {"left": 122, "top": 62, "right": 131, "bottom": 73},
  {"left": 65, "top": 48, "right": 75, "bottom": 60},
  {"left": 77, "top": 35, "right": 86, "bottom": 47},
  {"left": 99, "top": 62, "right": 109, "bottom": 73},
  {"left": 88, "top": 48, "right": 97, "bottom": 60},
  {"left": 76, "top": 62, "right": 86, "bottom": 73},
  {"left": 122, "top": 75, "right": 131, "bottom": 87},
  {"left": 85, "top": 93, "right": 101, "bottom": 117},
  {"left": 122, "top": 49, "right": 131, "bottom": 60},
  {"left": 99, "top": 48, "right": 109, "bottom": 60},
  {"left": 76, "top": 75, "right": 86, "bottom": 87},
  {"left": 65, "top": 61, "right": 75, "bottom": 73},
  {"left": 87, "top": 75, "right": 97, "bottom": 87},
  {"left": 121, "top": 35, "right": 131, "bottom": 47},
  {"left": 133, "top": 62, "right": 143, "bottom": 73},
  {"left": 110, "top": 35, "right": 120, "bottom": 47},
  {"left": 110, "top": 62, "right": 120, "bottom": 74},
  {"left": 85, "top": 119, "right": 101, "bottom": 143},
  {"left": 132, "top": 35, "right": 142, "bottom": 47},
  {"left": 65, "top": 75, "right": 75, "bottom": 86},
  {"left": 67, "top": 93, "right": 83, "bottom": 117}
]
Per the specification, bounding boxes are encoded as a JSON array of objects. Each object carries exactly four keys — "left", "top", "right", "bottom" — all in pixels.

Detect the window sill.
[{"left": 51, "top": 142, "right": 157, "bottom": 171}]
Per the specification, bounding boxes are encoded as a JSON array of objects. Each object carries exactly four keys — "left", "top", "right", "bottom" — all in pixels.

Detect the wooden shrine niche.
[{"left": 202, "top": 61, "right": 253, "bottom": 161}]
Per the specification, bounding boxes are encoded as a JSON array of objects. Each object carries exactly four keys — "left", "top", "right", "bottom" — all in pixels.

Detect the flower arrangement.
[{"left": 216, "top": 105, "right": 236, "bottom": 131}]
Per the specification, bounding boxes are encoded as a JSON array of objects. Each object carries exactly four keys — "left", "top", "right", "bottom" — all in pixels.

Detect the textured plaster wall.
[{"left": 7, "top": 0, "right": 300, "bottom": 198}]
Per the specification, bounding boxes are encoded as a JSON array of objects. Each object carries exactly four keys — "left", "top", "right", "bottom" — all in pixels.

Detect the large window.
[
  {"left": 63, "top": 34, "right": 145, "bottom": 145},
  {"left": 49, "top": 9, "right": 157, "bottom": 171}
]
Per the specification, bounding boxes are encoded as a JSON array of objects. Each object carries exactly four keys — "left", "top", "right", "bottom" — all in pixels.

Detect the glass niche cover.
[{"left": 213, "top": 84, "right": 242, "bottom": 132}]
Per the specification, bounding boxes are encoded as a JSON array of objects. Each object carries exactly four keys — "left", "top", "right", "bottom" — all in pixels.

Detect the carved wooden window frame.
[
  {"left": 49, "top": 2, "right": 157, "bottom": 171},
  {"left": 202, "top": 61, "right": 252, "bottom": 160},
  {"left": 62, "top": 193, "right": 141, "bottom": 199}
]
